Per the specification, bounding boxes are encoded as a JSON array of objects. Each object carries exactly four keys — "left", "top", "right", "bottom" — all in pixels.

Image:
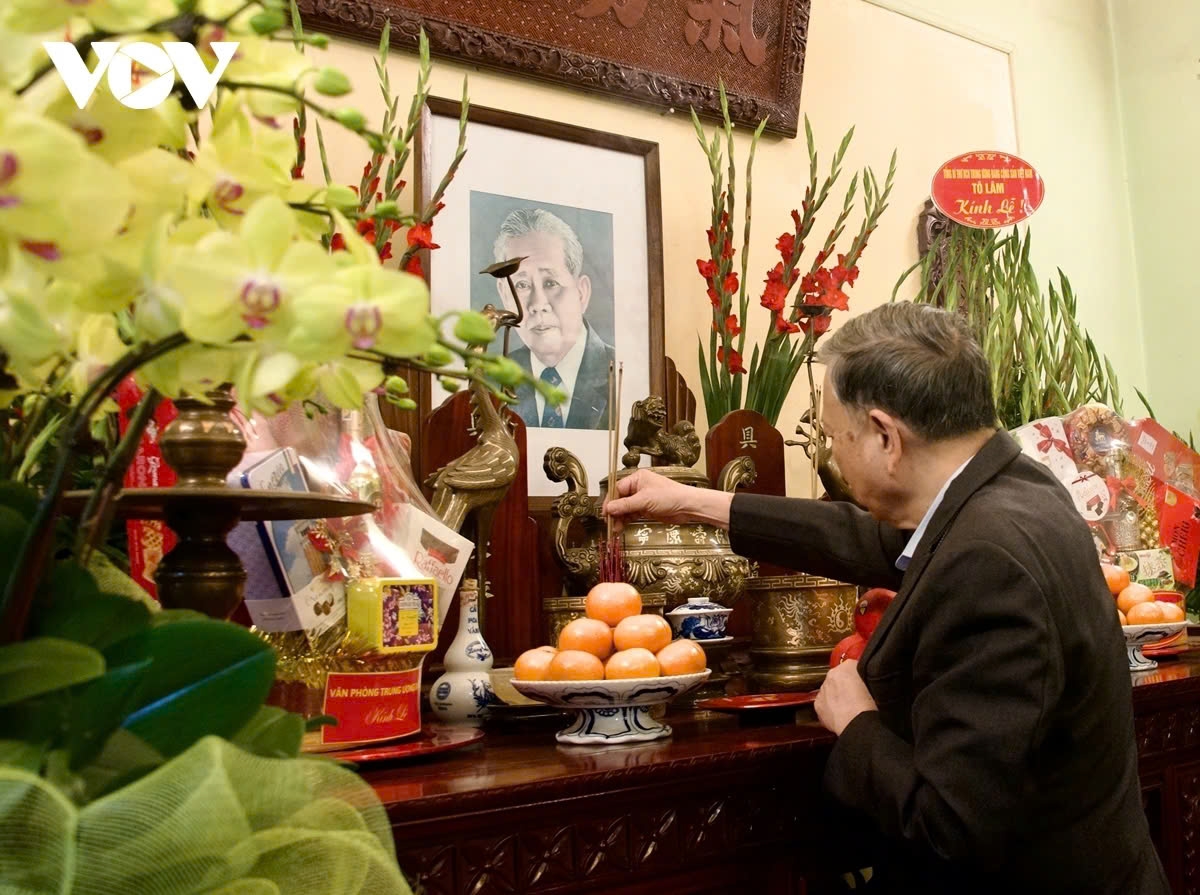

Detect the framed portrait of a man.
[{"left": 417, "top": 98, "right": 665, "bottom": 497}]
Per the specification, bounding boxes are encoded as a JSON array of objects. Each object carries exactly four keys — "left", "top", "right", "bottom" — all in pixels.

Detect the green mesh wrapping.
[{"left": 0, "top": 737, "right": 412, "bottom": 895}]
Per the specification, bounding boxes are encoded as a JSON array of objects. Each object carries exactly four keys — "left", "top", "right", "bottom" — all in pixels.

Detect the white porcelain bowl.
[
  {"left": 510, "top": 670, "right": 711, "bottom": 744},
  {"left": 1122, "top": 621, "right": 1188, "bottom": 671},
  {"left": 665, "top": 597, "right": 733, "bottom": 641}
]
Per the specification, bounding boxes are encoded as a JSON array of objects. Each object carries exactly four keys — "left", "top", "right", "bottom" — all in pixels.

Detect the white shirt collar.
[
  {"left": 530, "top": 326, "right": 589, "bottom": 424},
  {"left": 895, "top": 455, "right": 974, "bottom": 571}
]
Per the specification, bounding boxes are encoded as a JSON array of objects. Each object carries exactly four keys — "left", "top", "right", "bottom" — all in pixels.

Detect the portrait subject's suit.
[
  {"left": 510, "top": 325, "right": 616, "bottom": 430},
  {"left": 729, "top": 432, "right": 1169, "bottom": 894}
]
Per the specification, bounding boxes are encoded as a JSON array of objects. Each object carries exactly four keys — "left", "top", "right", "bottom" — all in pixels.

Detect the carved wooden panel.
[
  {"left": 1178, "top": 764, "right": 1200, "bottom": 895},
  {"left": 295, "top": 0, "right": 812, "bottom": 137},
  {"left": 1135, "top": 703, "right": 1200, "bottom": 761}
]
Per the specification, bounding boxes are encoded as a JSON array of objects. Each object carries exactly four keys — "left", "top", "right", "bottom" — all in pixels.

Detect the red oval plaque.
[{"left": 931, "top": 151, "right": 1045, "bottom": 229}]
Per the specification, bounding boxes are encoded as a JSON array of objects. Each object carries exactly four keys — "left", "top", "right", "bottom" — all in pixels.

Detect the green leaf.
[
  {"left": 122, "top": 650, "right": 276, "bottom": 757},
  {"left": 0, "top": 506, "right": 29, "bottom": 604},
  {"left": 108, "top": 618, "right": 276, "bottom": 757},
  {"left": 0, "top": 739, "right": 45, "bottom": 772},
  {"left": 65, "top": 660, "right": 152, "bottom": 769},
  {"left": 30, "top": 580, "right": 152, "bottom": 653},
  {"left": 0, "top": 481, "right": 39, "bottom": 520},
  {"left": 78, "top": 728, "right": 164, "bottom": 802},
  {"left": 305, "top": 714, "right": 337, "bottom": 732},
  {"left": 232, "top": 705, "right": 305, "bottom": 758},
  {"left": 0, "top": 638, "right": 106, "bottom": 707}
]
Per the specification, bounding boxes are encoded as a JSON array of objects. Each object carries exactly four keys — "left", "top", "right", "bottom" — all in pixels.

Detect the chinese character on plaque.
[
  {"left": 574, "top": 0, "right": 650, "bottom": 28},
  {"left": 738, "top": 426, "right": 758, "bottom": 450},
  {"left": 666, "top": 525, "right": 683, "bottom": 546},
  {"left": 685, "top": 0, "right": 766, "bottom": 66},
  {"left": 635, "top": 526, "right": 652, "bottom": 546}
]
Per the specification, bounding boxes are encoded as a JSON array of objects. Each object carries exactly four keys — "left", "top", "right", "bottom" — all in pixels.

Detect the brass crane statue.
[{"left": 426, "top": 304, "right": 521, "bottom": 610}]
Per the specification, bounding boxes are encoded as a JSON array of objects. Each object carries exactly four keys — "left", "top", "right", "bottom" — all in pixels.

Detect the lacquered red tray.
[
  {"left": 324, "top": 724, "right": 484, "bottom": 763},
  {"left": 696, "top": 691, "right": 818, "bottom": 714}
]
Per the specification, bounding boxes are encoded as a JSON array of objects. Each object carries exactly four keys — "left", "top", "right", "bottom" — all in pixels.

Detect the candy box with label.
[
  {"left": 1130, "top": 419, "right": 1199, "bottom": 498},
  {"left": 1113, "top": 548, "right": 1175, "bottom": 591},
  {"left": 1154, "top": 482, "right": 1200, "bottom": 588}
]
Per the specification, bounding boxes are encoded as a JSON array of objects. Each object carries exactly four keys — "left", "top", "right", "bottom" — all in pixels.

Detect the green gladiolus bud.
[
  {"left": 249, "top": 9, "right": 286, "bottom": 33},
  {"left": 331, "top": 108, "right": 366, "bottom": 132},
  {"left": 374, "top": 200, "right": 400, "bottom": 219},
  {"left": 313, "top": 67, "right": 353, "bottom": 97},
  {"left": 307, "top": 33, "right": 330, "bottom": 49},
  {"left": 423, "top": 346, "right": 454, "bottom": 368},
  {"left": 440, "top": 377, "right": 460, "bottom": 393},
  {"left": 484, "top": 356, "right": 524, "bottom": 387},
  {"left": 323, "top": 184, "right": 358, "bottom": 210},
  {"left": 390, "top": 397, "right": 417, "bottom": 410},
  {"left": 454, "top": 310, "right": 495, "bottom": 347},
  {"left": 384, "top": 374, "right": 409, "bottom": 397},
  {"left": 365, "top": 133, "right": 387, "bottom": 153}
]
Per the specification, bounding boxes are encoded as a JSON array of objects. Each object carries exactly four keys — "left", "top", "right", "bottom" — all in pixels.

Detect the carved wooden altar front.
[{"left": 362, "top": 647, "right": 1200, "bottom": 894}]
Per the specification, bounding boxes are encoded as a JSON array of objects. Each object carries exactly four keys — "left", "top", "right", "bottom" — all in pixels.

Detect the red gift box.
[
  {"left": 115, "top": 378, "right": 178, "bottom": 600},
  {"left": 1130, "top": 419, "right": 1199, "bottom": 498},
  {"left": 1154, "top": 480, "right": 1200, "bottom": 589}
]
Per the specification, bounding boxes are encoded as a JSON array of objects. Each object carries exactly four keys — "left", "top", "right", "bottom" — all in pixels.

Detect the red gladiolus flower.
[
  {"left": 801, "top": 315, "right": 832, "bottom": 336},
  {"left": 813, "top": 287, "right": 850, "bottom": 312},
  {"left": 814, "top": 249, "right": 829, "bottom": 267},
  {"left": 800, "top": 272, "right": 818, "bottom": 295},
  {"left": 721, "top": 240, "right": 735, "bottom": 261},
  {"left": 330, "top": 233, "right": 347, "bottom": 251},
  {"left": 791, "top": 208, "right": 802, "bottom": 228},
  {"left": 356, "top": 218, "right": 375, "bottom": 236},
  {"left": 776, "top": 232, "right": 795, "bottom": 259},
  {"left": 717, "top": 346, "right": 746, "bottom": 374},
  {"left": 707, "top": 286, "right": 720, "bottom": 308},
  {"left": 775, "top": 313, "right": 800, "bottom": 335},
  {"left": 405, "top": 255, "right": 424, "bottom": 277},
  {"left": 722, "top": 272, "right": 739, "bottom": 294},
  {"left": 407, "top": 221, "right": 439, "bottom": 250},
  {"left": 707, "top": 228, "right": 717, "bottom": 246},
  {"left": 377, "top": 240, "right": 393, "bottom": 262},
  {"left": 697, "top": 258, "right": 718, "bottom": 280},
  {"left": 760, "top": 279, "right": 788, "bottom": 312},
  {"left": 725, "top": 314, "right": 742, "bottom": 337}
]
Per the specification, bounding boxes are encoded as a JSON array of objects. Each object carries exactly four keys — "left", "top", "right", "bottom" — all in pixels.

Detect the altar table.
[{"left": 362, "top": 647, "right": 1200, "bottom": 894}]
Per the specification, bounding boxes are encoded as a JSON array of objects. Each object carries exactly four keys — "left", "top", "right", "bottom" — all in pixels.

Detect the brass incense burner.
[{"left": 544, "top": 397, "right": 755, "bottom": 610}]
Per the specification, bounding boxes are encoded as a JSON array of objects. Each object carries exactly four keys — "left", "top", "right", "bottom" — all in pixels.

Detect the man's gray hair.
[
  {"left": 493, "top": 208, "right": 584, "bottom": 277},
  {"left": 818, "top": 302, "right": 997, "bottom": 440}
]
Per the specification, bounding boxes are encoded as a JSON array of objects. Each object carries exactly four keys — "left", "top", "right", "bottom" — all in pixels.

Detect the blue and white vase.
[
  {"left": 665, "top": 597, "right": 733, "bottom": 641},
  {"left": 430, "top": 579, "right": 494, "bottom": 725}
]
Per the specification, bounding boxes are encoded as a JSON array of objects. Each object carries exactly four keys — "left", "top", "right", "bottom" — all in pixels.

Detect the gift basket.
[
  {"left": 227, "top": 397, "right": 472, "bottom": 750},
  {"left": 1013, "top": 406, "right": 1200, "bottom": 641}
]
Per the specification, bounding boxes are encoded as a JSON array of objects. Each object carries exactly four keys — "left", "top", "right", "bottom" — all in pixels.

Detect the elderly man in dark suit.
[
  {"left": 604, "top": 302, "right": 1169, "bottom": 894},
  {"left": 492, "top": 208, "right": 615, "bottom": 430}
]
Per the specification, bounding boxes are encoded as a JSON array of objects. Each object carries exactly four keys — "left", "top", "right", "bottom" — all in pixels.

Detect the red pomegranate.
[{"left": 855, "top": 588, "right": 897, "bottom": 640}]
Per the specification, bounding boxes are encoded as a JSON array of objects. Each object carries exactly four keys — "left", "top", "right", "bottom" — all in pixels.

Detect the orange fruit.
[
  {"left": 605, "top": 648, "right": 660, "bottom": 680},
  {"left": 547, "top": 650, "right": 605, "bottom": 681},
  {"left": 1118, "top": 608, "right": 1127, "bottom": 626},
  {"left": 585, "top": 582, "right": 642, "bottom": 627},
  {"left": 613, "top": 614, "right": 673, "bottom": 653},
  {"left": 1101, "top": 563, "right": 1131, "bottom": 596},
  {"left": 514, "top": 648, "right": 557, "bottom": 681},
  {"left": 537, "top": 645, "right": 558, "bottom": 653},
  {"left": 656, "top": 639, "right": 707, "bottom": 676},
  {"left": 1126, "top": 601, "right": 1165, "bottom": 625},
  {"left": 1117, "top": 583, "right": 1155, "bottom": 615},
  {"left": 1158, "top": 601, "right": 1185, "bottom": 623},
  {"left": 558, "top": 617, "right": 614, "bottom": 660}
]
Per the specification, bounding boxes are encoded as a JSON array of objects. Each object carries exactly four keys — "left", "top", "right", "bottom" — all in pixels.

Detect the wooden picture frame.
[
  {"left": 295, "top": 0, "right": 812, "bottom": 137},
  {"left": 403, "top": 97, "right": 665, "bottom": 505}
]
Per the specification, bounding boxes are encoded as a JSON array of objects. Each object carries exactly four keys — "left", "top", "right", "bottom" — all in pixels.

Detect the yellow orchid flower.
[
  {"left": 167, "top": 194, "right": 334, "bottom": 345},
  {"left": 0, "top": 0, "right": 175, "bottom": 33}
]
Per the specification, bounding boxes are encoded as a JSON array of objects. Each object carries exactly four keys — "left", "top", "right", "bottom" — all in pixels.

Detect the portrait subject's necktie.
[{"left": 540, "top": 366, "right": 563, "bottom": 428}]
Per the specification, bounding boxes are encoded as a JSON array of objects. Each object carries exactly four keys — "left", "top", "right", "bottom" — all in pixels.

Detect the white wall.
[{"left": 1109, "top": 0, "right": 1200, "bottom": 439}]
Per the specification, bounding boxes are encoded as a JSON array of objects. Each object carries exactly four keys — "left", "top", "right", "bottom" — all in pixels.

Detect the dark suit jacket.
[
  {"left": 511, "top": 324, "right": 615, "bottom": 430},
  {"left": 730, "top": 432, "right": 1169, "bottom": 894}
]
